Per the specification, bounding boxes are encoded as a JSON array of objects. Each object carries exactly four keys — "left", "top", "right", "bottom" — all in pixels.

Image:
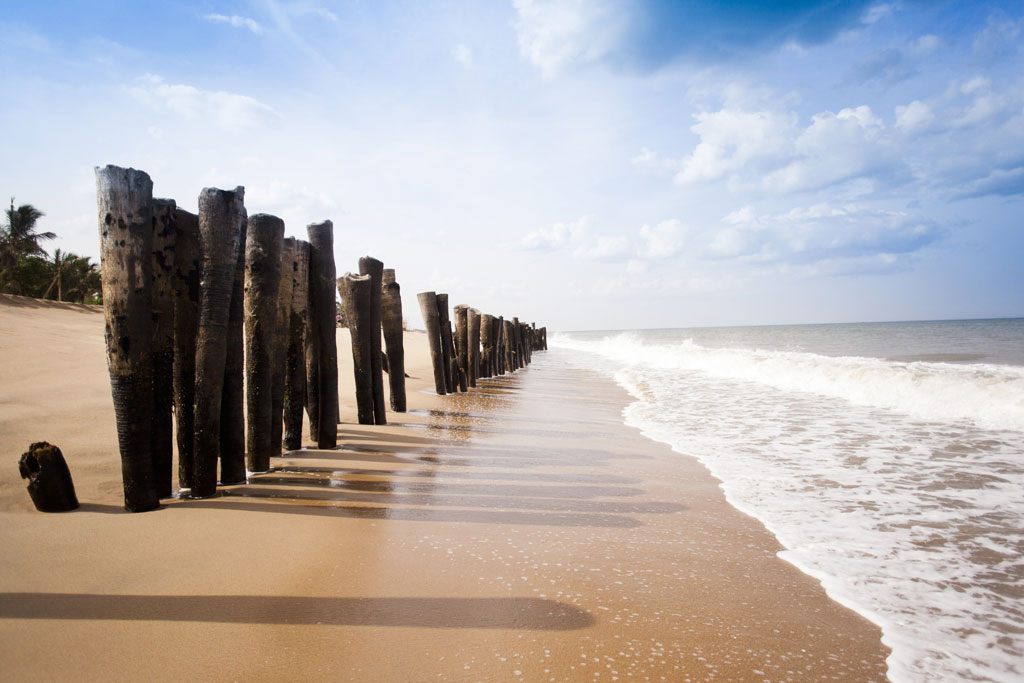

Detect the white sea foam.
[{"left": 550, "top": 328, "right": 1024, "bottom": 683}]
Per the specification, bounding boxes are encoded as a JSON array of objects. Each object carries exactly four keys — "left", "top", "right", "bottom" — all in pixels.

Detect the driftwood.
[
  {"left": 96, "top": 164, "right": 158, "bottom": 512},
  {"left": 19, "top": 442, "right": 78, "bottom": 512},
  {"left": 284, "top": 240, "right": 309, "bottom": 450},
  {"left": 172, "top": 208, "right": 200, "bottom": 490},
  {"left": 243, "top": 214, "right": 284, "bottom": 473},
  {"left": 151, "top": 198, "right": 176, "bottom": 498},
  {"left": 192, "top": 186, "right": 245, "bottom": 498},
  {"left": 308, "top": 221, "right": 338, "bottom": 448},
  {"left": 357, "top": 256, "right": 387, "bottom": 425}
]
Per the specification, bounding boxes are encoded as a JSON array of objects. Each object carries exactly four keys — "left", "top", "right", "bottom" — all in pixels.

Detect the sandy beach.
[{"left": 0, "top": 293, "right": 890, "bottom": 681}]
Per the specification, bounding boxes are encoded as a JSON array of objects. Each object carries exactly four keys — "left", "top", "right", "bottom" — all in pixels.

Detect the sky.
[{"left": 1, "top": 0, "right": 1022, "bottom": 331}]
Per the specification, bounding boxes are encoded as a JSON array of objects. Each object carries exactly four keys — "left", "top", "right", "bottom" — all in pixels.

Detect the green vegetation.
[{"left": 0, "top": 199, "right": 102, "bottom": 303}]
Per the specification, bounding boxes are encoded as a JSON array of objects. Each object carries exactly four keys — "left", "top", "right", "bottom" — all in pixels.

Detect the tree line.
[{"left": 0, "top": 199, "right": 102, "bottom": 303}]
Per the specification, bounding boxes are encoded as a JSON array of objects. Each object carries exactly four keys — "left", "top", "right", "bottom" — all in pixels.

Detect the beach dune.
[{"left": 0, "top": 294, "right": 889, "bottom": 681}]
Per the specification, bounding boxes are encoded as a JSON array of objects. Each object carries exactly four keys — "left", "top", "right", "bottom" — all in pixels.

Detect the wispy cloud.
[
  {"left": 452, "top": 44, "right": 473, "bottom": 69},
  {"left": 204, "top": 13, "right": 264, "bottom": 35},
  {"left": 127, "top": 74, "right": 280, "bottom": 130}
]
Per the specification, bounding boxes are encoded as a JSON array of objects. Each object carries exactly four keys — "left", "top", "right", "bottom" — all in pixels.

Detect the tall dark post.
[
  {"left": 151, "top": 198, "right": 176, "bottom": 498},
  {"left": 284, "top": 240, "right": 309, "bottom": 450},
  {"left": 504, "top": 319, "right": 515, "bottom": 373},
  {"left": 192, "top": 186, "right": 245, "bottom": 498},
  {"left": 381, "top": 275, "right": 406, "bottom": 412},
  {"left": 480, "top": 313, "right": 495, "bottom": 378},
  {"left": 436, "top": 293, "right": 455, "bottom": 393},
  {"left": 220, "top": 214, "right": 247, "bottom": 486},
  {"left": 271, "top": 238, "right": 295, "bottom": 454},
  {"left": 338, "top": 273, "right": 374, "bottom": 425},
  {"left": 357, "top": 256, "right": 387, "bottom": 425},
  {"left": 304, "top": 264, "right": 320, "bottom": 442},
  {"left": 96, "top": 165, "right": 159, "bottom": 512},
  {"left": 468, "top": 308, "right": 481, "bottom": 388},
  {"left": 418, "top": 291, "right": 447, "bottom": 395},
  {"left": 243, "top": 214, "right": 285, "bottom": 474},
  {"left": 454, "top": 305, "right": 469, "bottom": 393},
  {"left": 172, "top": 208, "right": 200, "bottom": 490},
  {"left": 496, "top": 316, "right": 505, "bottom": 375},
  {"left": 308, "top": 221, "right": 338, "bottom": 449}
]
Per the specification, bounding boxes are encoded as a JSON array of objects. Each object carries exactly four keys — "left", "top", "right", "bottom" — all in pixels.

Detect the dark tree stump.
[
  {"left": 284, "top": 240, "right": 309, "bottom": 451},
  {"left": 192, "top": 186, "right": 246, "bottom": 498},
  {"left": 338, "top": 273, "right": 374, "bottom": 425},
  {"left": 358, "top": 256, "right": 387, "bottom": 425},
  {"left": 417, "top": 291, "right": 447, "bottom": 395},
  {"left": 19, "top": 442, "right": 78, "bottom": 512},
  {"left": 243, "top": 214, "right": 285, "bottom": 473},
  {"left": 96, "top": 164, "right": 158, "bottom": 512},
  {"left": 381, "top": 278, "right": 406, "bottom": 412},
  {"left": 172, "top": 208, "right": 200, "bottom": 490},
  {"left": 308, "top": 221, "right": 338, "bottom": 449}
]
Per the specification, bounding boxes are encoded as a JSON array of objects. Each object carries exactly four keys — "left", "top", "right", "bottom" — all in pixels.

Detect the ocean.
[{"left": 549, "top": 319, "right": 1024, "bottom": 683}]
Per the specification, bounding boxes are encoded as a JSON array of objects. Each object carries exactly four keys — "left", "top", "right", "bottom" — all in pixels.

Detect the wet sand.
[{"left": 0, "top": 294, "right": 890, "bottom": 681}]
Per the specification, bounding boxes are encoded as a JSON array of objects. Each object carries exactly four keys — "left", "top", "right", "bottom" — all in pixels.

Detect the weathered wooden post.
[
  {"left": 436, "top": 294, "right": 455, "bottom": 393},
  {"left": 541, "top": 326, "right": 548, "bottom": 350},
  {"left": 192, "top": 186, "right": 246, "bottom": 498},
  {"left": 381, "top": 271, "right": 406, "bottom": 412},
  {"left": 220, "top": 214, "right": 247, "bottom": 486},
  {"left": 96, "top": 164, "right": 159, "bottom": 512},
  {"left": 495, "top": 316, "right": 505, "bottom": 375},
  {"left": 151, "top": 198, "right": 176, "bottom": 498},
  {"left": 468, "top": 308, "right": 481, "bottom": 387},
  {"left": 284, "top": 240, "right": 309, "bottom": 451},
  {"left": 357, "top": 256, "right": 387, "bottom": 425},
  {"left": 172, "top": 208, "right": 200, "bottom": 490},
  {"left": 270, "top": 237, "right": 295, "bottom": 454},
  {"left": 417, "top": 291, "right": 447, "bottom": 395},
  {"left": 243, "top": 214, "right": 285, "bottom": 473},
  {"left": 19, "top": 442, "right": 79, "bottom": 512},
  {"left": 304, "top": 265, "right": 320, "bottom": 442},
  {"left": 338, "top": 273, "right": 374, "bottom": 424},
  {"left": 308, "top": 221, "right": 338, "bottom": 448},
  {"left": 480, "top": 313, "right": 495, "bottom": 378},
  {"left": 454, "top": 304, "right": 469, "bottom": 392},
  {"left": 504, "top": 318, "right": 515, "bottom": 373}
]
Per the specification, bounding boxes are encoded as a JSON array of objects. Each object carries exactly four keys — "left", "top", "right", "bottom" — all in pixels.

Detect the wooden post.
[
  {"left": 480, "top": 313, "right": 494, "bottom": 378},
  {"left": 308, "top": 221, "right": 338, "bottom": 449},
  {"left": 243, "top": 214, "right": 285, "bottom": 473},
  {"left": 95, "top": 165, "right": 159, "bottom": 512},
  {"left": 304, "top": 258, "right": 320, "bottom": 443},
  {"left": 151, "top": 198, "right": 176, "bottom": 498},
  {"left": 468, "top": 308, "right": 481, "bottom": 388},
  {"left": 496, "top": 316, "right": 505, "bottom": 375},
  {"left": 270, "top": 237, "right": 295, "bottom": 454},
  {"left": 454, "top": 304, "right": 469, "bottom": 392},
  {"left": 192, "top": 186, "right": 246, "bottom": 498},
  {"left": 504, "top": 319, "right": 515, "bottom": 373},
  {"left": 19, "top": 442, "right": 79, "bottom": 512},
  {"left": 417, "top": 291, "right": 447, "bottom": 395},
  {"left": 220, "top": 214, "right": 247, "bottom": 486},
  {"left": 381, "top": 276, "right": 406, "bottom": 412},
  {"left": 357, "top": 256, "right": 387, "bottom": 425},
  {"left": 338, "top": 273, "right": 374, "bottom": 424},
  {"left": 284, "top": 240, "right": 309, "bottom": 451},
  {"left": 172, "top": 208, "right": 200, "bottom": 490},
  {"left": 436, "top": 293, "right": 455, "bottom": 393}
]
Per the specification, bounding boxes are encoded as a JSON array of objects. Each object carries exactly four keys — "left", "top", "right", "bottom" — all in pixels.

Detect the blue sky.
[{"left": 1, "top": 1, "right": 1021, "bottom": 330}]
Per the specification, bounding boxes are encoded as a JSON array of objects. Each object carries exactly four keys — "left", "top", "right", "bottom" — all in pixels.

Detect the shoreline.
[{"left": 0, "top": 295, "right": 889, "bottom": 680}]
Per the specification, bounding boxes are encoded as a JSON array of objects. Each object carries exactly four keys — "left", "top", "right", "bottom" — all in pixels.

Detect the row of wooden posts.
[
  {"left": 417, "top": 294, "right": 547, "bottom": 395},
  {"left": 96, "top": 164, "right": 546, "bottom": 513}
]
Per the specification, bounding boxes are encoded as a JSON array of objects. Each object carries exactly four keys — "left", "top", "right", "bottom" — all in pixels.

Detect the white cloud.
[
  {"left": 512, "top": 0, "right": 629, "bottom": 77},
  {"left": 862, "top": 4, "right": 893, "bottom": 25},
  {"left": 128, "top": 74, "right": 280, "bottom": 130},
  {"left": 637, "top": 220, "right": 686, "bottom": 259},
  {"left": 972, "top": 10, "right": 1023, "bottom": 56},
  {"left": 911, "top": 34, "right": 941, "bottom": 57},
  {"left": 520, "top": 217, "right": 588, "bottom": 250},
  {"left": 573, "top": 234, "right": 631, "bottom": 261},
  {"left": 204, "top": 13, "right": 264, "bottom": 34},
  {"left": 894, "top": 100, "right": 933, "bottom": 132},
  {"left": 674, "top": 108, "right": 797, "bottom": 186},
  {"left": 452, "top": 44, "right": 473, "bottom": 69}
]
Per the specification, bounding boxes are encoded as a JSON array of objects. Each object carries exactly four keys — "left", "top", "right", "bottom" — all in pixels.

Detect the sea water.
[{"left": 550, "top": 319, "right": 1024, "bottom": 683}]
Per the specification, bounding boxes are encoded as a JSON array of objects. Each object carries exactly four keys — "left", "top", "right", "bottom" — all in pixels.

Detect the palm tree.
[
  {"left": 1, "top": 199, "right": 55, "bottom": 269},
  {"left": 43, "top": 250, "right": 101, "bottom": 303}
]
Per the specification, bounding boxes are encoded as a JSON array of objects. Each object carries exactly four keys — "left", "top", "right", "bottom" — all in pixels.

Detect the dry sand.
[{"left": 0, "top": 293, "right": 890, "bottom": 681}]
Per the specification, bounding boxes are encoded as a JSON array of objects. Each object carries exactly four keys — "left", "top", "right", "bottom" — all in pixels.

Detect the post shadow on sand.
[{"left": 0, "top": 594, "right": 593, "bottom": 630}]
